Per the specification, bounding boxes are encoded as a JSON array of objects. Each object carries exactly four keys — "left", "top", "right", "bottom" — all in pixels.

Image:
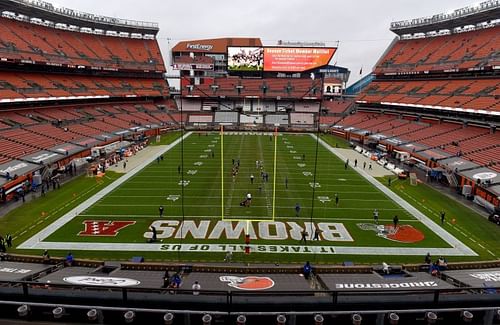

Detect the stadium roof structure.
[
  {"left": 389, "top": 0, "right": 500, "bottom": 36},
  {"left": 0, "top": 0, "right": 159, "bottom": 35},
  {"left": 172, "top": 37, "right": 263, "bottom": 54}
]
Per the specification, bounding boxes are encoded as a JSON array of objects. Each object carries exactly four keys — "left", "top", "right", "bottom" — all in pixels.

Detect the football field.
[{"left": 18, "top": 131, "right": 477, "bottom": 262}]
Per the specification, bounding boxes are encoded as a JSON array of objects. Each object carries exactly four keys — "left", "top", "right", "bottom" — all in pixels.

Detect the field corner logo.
[
  {"left": 357, "top": 223, "right": 425, "bottom": 244},
  {"left": 219, "top": 276, "right": 275, "bottom": 291},
  {"left": 79, "top": 220, "right": 136, "bottom": 237},
  {"left": 63, "top": 276, "right": 140, "bottom": 287}
]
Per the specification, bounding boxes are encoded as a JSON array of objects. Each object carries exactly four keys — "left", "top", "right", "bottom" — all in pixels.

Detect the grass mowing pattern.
[{"left": 37, "top": 133, "right": 455, "bottom": 264}]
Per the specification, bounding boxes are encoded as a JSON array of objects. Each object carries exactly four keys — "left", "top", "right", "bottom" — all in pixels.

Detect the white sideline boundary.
[
  {"left": 18, "top": 132, "right": 193, "bottom": 249},
  {"left": 312, "top": 134, "right": 476, "bottom": 256},
  {"left": 18, "top": 132, "right": 477, "bottom": 256}
]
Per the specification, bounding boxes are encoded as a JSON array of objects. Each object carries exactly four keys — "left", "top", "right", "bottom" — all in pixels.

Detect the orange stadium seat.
[
  {"left": 0, "top": 17, "right": 165, "bottom": 72},
  {"left": 375, "top": 26, "right": 499, "bottom": 74}
]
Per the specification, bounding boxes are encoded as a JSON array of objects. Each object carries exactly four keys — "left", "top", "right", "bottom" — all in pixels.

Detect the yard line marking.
[
  {"left": 78, "top": 214, "right": 419, "bottom": 222},
  {"left": 105, "top": 195, "right": 394, "bottom": 202},
  {"left": 91, "top": 203, "right": 408, "bottom": 211}
]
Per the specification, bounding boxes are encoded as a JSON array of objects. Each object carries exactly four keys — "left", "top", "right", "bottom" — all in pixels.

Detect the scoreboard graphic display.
[
  {"left": 263, "top": 47, "right": 336, "bottom": 72},
  {"left": 227, "top": 46, "right": 336, "bottom": 73}
]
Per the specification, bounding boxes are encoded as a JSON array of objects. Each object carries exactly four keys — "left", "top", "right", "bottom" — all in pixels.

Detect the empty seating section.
[
  {"left": 0, "top": 17, "right": 165, "bottom": 72},
  {"left": 82, "top": 120, "right": 122, "bottom": 134},
  {"left": 28, "top": 107, "right": 83, "bottom": 121},
  {"left": 336, "top": 112, "right": 374, "bottom": 126},
  {"left": 295, "top": 102, "right": 320, "bottom": 112},
  {"left": 240, "top": 114, "right": 263, "bottom": 124},
  {"left": 266, "top": 114, "right": 289, "bottom": 125},
  {"left": 319, "top": 115, "right": 342, "bottom": 125},
  {"left": 332, "top": 112, "right": 500, "bottom": 170},
  {"left": 168, "top": 113, "right": 188, "bottom": 124},
  {"left": 65, "top": 123, "right": 108, "bottom": 138},
  {"left": 375, "top": 26, "right": 499, "bottom": 73},
  {"left": 464, "top": 147, "right": 500, "bottom": 172},
  {"left": 0, "top": 120, "right": 10, "bottom": 129},
  {"left": 0, "top": 111, "right": 37, "bottom": 125},
  {"left": 0, "top": 101, "right": 176, "bottom": 166},
  {"left": 101, "top": 116, "right": 133, "bottom": 130},
  {"left": 127, "top": 112, "right": 161, "bottom": 124},
  {"left": 0, "top": 138, "right": 39, "bottom": 160},
  {"left": 26, "top": 124, "right": 84, "bottom": 142},
  {"left": 0, "top": 127, "right": 62, "bottom": 149},
  {"left": 376, "top": 120, "right": 427, "bottom": 137},
  {"left": 0, "top": 72, "right": 168, "bottom": 100},
  {"left": 189, "top": 115, "right": 213, "bottom": 123},
  {"left": 398, "top": 123, "right": 461, "bottom": 144},
  {"left": 180, "top": 99, "right": 202, "bottom": 111},
  {"left": 417, "top": 125, "right": 487, "bottom": 149},
  {"left": 440, "top": 131, "right": 499, "bottom": 156},
  {"left": 141, "top": 104, "right": 159, "bottom": 112},
  {"left": 290, "top": 113, "right": 314, "bottom": 125},
  {"left": 152, "top": 112, "right": 175, "bottom": 124},
  {"left": 358, "top": 79, "right": 500, "bottom": 112},
  {"left": 214, "top": 111, "right": 238, "bottom": 123},
  {"left": 187, "top": 78, "right": 322, "bottom": 99},
  {"left": 322, "top": 99, "right": 354, "bottom": 114}
]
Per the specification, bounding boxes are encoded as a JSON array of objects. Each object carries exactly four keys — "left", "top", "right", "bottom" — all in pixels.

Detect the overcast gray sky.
[{"left": 53, "top": 0, "right": 475, "bottom": 85}]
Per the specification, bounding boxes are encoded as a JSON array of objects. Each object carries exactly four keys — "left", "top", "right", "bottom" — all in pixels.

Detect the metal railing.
[
  {"left": 390, "top": 0, "right": 499, "bottom": 30},
  {"left": 8, "top": 0, "right": 159, "bottom": 30}
]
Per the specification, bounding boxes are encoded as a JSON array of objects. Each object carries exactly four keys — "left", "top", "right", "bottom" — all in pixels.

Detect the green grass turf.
[
  {"left": 319, "top": 133, "right": 352, "bottom": 149},
  {"left": 2, "top": 172, "right": 121, "bottom": 249},
  {"left": 378, "top": 176, "right": 500, "bottom": 261},
  {"left": 149, "top": 130, "right": 183, "bottom": 146},
  {"left": 5, "top": 132, "right": 498, "bottom": 265}
]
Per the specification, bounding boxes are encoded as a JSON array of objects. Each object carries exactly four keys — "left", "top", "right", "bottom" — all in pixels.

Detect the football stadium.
[{"left": 0, "top": 0, "right": 499, "bottom": 324}]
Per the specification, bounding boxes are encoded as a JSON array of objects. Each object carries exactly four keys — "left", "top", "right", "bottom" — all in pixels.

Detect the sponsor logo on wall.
[
  {"left": 470, "top": 271, "right": 500, "bottom": 282},
  {"left": 220, "top": 276, "right": 275, "bottom": 291},
  {"left": 336, "top": 281, "right": 438, "bottom": 289},
  {"left": 63, "top": 276, "right": 140, "bottom": 287}
]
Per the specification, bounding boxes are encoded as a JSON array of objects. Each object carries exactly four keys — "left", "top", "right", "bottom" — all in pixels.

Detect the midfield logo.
[{"left": 79, "top": 220, "right": 136, "bottom": 237}]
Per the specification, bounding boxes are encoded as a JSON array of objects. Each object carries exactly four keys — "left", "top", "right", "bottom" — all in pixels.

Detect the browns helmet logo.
[
  {"left": 357, "top": 223, "right": 425, "bottom": 243},
  {"left": 219, "top": 276, "right": 275, "bottom": 291}
]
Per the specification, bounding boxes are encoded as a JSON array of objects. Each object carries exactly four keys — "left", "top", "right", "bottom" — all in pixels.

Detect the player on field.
[
  {"left": 313, "top": 228, "right": 321, "bottom": 241},
  {"left": 335, "top": 193, "right": 339, "bottom": 207},
  {"left": 295, "top": 203, "right": 301, "bottom": 217},
  {"left": 373, "top": 209, "right": 379, "bottom": 224},
  {"left": 300, "top": 229, "right": 308, "bottom": 245},
  {"left": 393, "top": 215, "right": 399, "bottom": 229}
]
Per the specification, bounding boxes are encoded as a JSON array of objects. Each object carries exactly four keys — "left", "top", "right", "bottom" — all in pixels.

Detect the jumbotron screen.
[
  {"left": 227, "top": 47, "right": 264, "bottom": 71},
  {"left": 263, "top": 47, "right": 336, "bottom": 72}
]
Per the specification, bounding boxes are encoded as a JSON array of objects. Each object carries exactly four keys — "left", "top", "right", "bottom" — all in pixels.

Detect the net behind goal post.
[{"left": 409, "top": 173, "right": 418, "bottom": 186}]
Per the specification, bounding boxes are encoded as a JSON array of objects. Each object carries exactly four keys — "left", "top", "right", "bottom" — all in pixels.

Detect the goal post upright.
[
  {"left": 220, "top": 125, "right": 224, "bottom": 220},
  {"left": 272, "top": 126, "right": 278, "bottom": 222}
]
